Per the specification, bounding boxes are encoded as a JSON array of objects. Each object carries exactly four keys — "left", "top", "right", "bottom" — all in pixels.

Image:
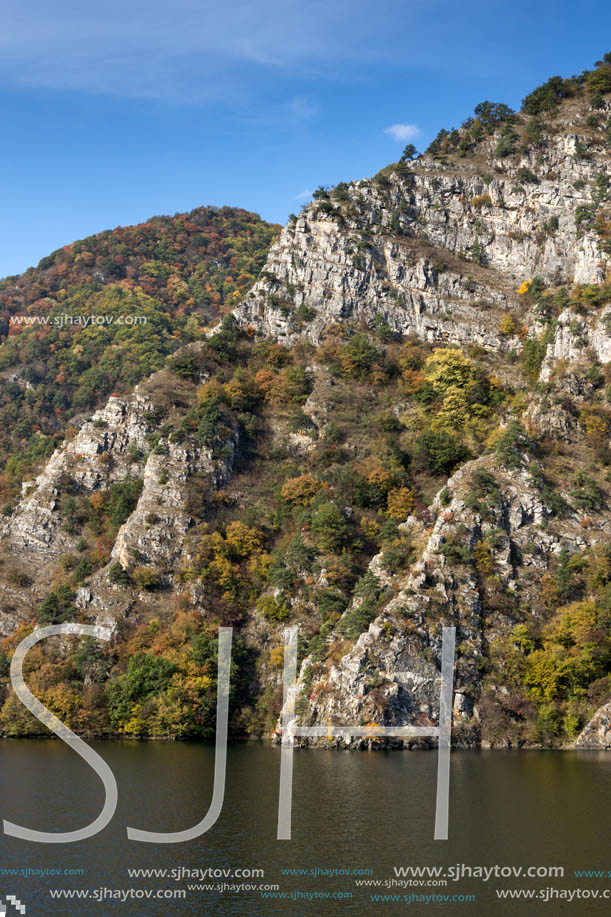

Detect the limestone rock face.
[
  {"left": 1, "top": 394, "right": 152, "bottom": 558},
  {"left": 277, "top": 453, "right": 607, "bottom": 747},
  {"left": 575, "top": 702, "right": 611, "bottom": 749},
  {"left": 235, "top": 126, "right": 606, "bottom": 350},
  {"left": 525, "top": 373, "right": 596, "bottom": 440},
  {"left": 110, "top": 433, "right": 238, "bottom": 576},
  {"left": 540, "top": 308, "right": 611, "bottom": 380},
  {"left": 0, "top": 373, "right": 238, "bottom": 628}
]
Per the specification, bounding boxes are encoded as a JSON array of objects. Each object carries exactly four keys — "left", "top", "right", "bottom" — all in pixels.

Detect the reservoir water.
[{"left": 0, "top": 740, "right": 609, "bottom": 914}]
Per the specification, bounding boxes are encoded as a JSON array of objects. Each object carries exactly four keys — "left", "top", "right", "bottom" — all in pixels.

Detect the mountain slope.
[{"left": 1, "top": 59, "right": 611, "bottom": 748}]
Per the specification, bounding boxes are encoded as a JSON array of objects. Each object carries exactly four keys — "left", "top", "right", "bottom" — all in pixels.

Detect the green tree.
[
  {"left": 38, "top": 585, "right": 78, "bottom": 624},
  {"left": 311, "top": 502, "right": 349, "bottom": 553},
  {"left": 473, "top": 101, "right": 514, "bottom": 129},
  {"left": 108, "top": 562, "right": 129, "bottom": 585},
  {"left": 570, "top": 473, "right": 604, "bottom": 511},
  {"left": 400, "top": 144, "right": 419, "bottom": 161},
  {"left": 494, "top": 421, "right": 533, "bottom": 469},
  {"left": 522, "top": 76, "right": 571, "bottom": 115},
  {"left": 470, "top": 240, "right": 485, "bottom": 265},
  {"left": 525, "top": 118, "right": 545, "bottom": 147},
  {"left": 106, "top": 654, "right": 177, "bottom": 727},
  {"left": 521, "top": 337, "right": 546, "bottom": 383},
  {"left": 413, "top": 430, "right": 469, "bottom": 476},
  {"left": 340, "top": 335, "right": 379, "bottom": 379},
  {"left": 495, "top": 124, "right": 517, "bottom": 157},
  {"left": 587, "top": 68, "right": 611, "bottom": 96},
  {"left": 106, "top": 478, "right": 144, "bottom": 531}
]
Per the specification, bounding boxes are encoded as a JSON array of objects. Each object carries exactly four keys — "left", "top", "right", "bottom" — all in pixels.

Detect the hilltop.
[{"left": 0, "top": 206, "right": 279, "bottom": 506}]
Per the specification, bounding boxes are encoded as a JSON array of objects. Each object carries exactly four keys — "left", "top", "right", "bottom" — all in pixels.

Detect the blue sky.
[{"left": 2, "top": 0, "right": 610, "bottom": 278}]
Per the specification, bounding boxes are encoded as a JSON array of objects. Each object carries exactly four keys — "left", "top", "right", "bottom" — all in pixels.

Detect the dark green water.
[{"left": 0, "top": 741, "right": 609, "bottom": 915}]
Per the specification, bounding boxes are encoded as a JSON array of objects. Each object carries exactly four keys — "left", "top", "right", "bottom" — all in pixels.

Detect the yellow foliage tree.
[
  {"left": 424, "top": 348, "right": 476, "bottom": 394},
  {"left": 580, "top": 408, "right": 610, "bottom": 444},
  {"left": 280, "top": 474, "right": 320, "bottom": 505},
  {"left": 422, "top": 347, "right": 501, "bottom": 432},
  {"left": 386, "top": 486, "right": 416, "bottom": 520},
  {"left": 498, "top": 313, "right": 521, "bottom": 336},
  {"left": 196, "top": 379, "right": 224, "bottom": 404},
  {"left": 225, "top": 521, "right": 263, "bottom": 558}
]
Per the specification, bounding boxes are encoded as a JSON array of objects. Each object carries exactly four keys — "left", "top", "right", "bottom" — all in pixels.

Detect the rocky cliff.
[
  {"left": 0, "top": 363, "right": 239, "bottom": 630},
  {"left": 235, "top": 101, "right": 608, "bottom": 353},
  {"left": 0, "top": 65, "right": 610, "bottom": 747}
]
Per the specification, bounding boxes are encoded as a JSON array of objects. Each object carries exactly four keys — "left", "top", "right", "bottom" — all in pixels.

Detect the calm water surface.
[{"left": 0, "top": 741, "right": 609, "bottom": 915}]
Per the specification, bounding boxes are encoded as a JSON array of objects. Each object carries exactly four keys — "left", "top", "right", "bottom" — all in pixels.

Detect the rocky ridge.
[{"left": 235, "top": 108, "right": 608, "bottom": 354}]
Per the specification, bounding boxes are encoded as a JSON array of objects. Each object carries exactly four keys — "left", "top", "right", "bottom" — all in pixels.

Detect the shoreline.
[{"left": 0, "top": 734, "right": 607, "bottom": 751}]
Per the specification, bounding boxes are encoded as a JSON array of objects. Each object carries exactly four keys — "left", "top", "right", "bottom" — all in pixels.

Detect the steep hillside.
[
  {"left": 0, "top": 207, "right": 279, "bottom": 507},
  {"left": 1, "top": 58, "right": 611, "bottom": 750}
]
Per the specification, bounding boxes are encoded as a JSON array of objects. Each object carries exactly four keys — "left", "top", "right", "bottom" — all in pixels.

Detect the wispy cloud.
[
  {"left": 0, "top": 0, "right": 458, "bottom": 103},
  {"left": 296, "top": 189, "right": 314, "bottom": 200},
  {"left": 384, "top": 123, "right": 421, "bottom": 142},
  {"left": 287, "top": 96, "right": 319, "bottom": 122},
  {"left": 237, "top": 94, "right": 319, "bottom": 132},
  {"left": 0, "top": 0, "right": 365, "bottom": 100}
]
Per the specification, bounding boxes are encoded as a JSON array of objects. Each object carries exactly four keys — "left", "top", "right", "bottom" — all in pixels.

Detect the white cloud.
[
  {"left": 296, "top": 189, "right": 314, "bottom": 200},
  {"left": 384, "top": 123, "right": 421, "bottom": 142},
  {"left": 0, "top": 1, "right": 461, "bottom": 103}
]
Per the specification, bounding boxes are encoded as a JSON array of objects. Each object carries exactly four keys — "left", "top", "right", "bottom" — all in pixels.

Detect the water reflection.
[{"left": 0, "top": 741, "right": 608, "bottom": 915}]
